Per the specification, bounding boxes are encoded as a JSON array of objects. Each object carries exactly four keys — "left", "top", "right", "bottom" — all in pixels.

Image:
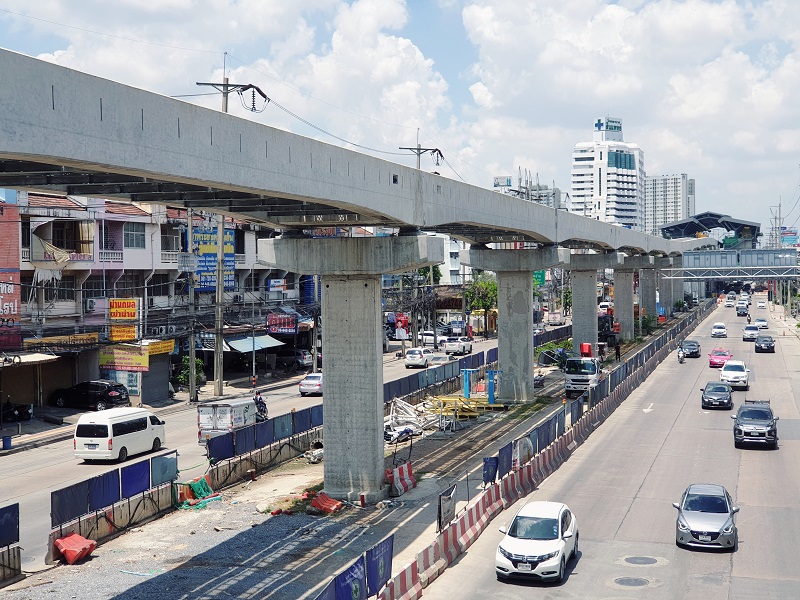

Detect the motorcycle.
[
  {"left": 1, "top": 400, "right": 19, "bottom": 422},
  {"left": 254, "top": 396, "right": 269, "bottom": 422},
  {"left": 677, "top": 349, "right": 685, "bottom": 364}
]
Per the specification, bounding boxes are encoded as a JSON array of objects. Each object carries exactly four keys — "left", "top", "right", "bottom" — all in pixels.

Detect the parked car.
[
  {"left": 700, "top": 381, "right": 733, "bottom": 409},
  {"left": 731, "top": 399, "right": 779, "bottom": 449},
  {"left": 275, "top": 348, "right": 313, "bottom": 369},
  {"left": 682, "top": 339, "right": 701, "bottom": 358},
  {"left": 299, "top": 373, "right": 323, "bottom": 396},
  {"left": 708, "top": 348, "right": 733, "bottom": 368},
  {"left": 405, "top": 347, "right": 434, "bottom": 369},
  {"left": 51, "top": 380, "right": 131, "bottom": 411},
  {"left": 443, "top": 337, "right": 469, "bottom": 355},
  {"left": 754, "top": 335, "right": 775, "bottom": 353},
  {"left": 711, "top": 323, "right": 727, "bottom": 338},
  {"left": 742, "top": 325, "right": 759, "bottom": 341},
  {"left": 719, "top": 360, "right": 749, "bottom": 390},
  {"left": 754, "top": 318, "right": 768, "bottom": 330},
  {"left": 673, "top": 483, "right": 738, "bottom": 551},
  {"left": 417, "top": 330, "right": 448, "bottom": 347},
  {"left": 495, "top": 501, "right": 578, "bottom": 583}
]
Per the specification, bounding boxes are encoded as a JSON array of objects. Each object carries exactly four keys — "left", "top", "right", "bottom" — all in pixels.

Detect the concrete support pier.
[
  {"left": 639, "top": 267, "right": 658, "bottom": 323},
  {"left": 462, "top": 246, "right": 570, "bottom": 402},
  {"left": 614, "top": 270, "right": 635, "bottom": 341},
  {"left": 570, "top": 254, "right": 623, "bottom": 355},
  {"left": 259, "top": 235, "right": 444, "bottom": 501},
  {"left": 655, "top": 257, "right": 673, "bottom": 315}
]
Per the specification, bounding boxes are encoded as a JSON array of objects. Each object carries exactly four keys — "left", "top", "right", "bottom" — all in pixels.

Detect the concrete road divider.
[
  {"left": 482, "top": 483, "right": 503, "bottom": 519},
  {"left": 440, "top": 521, "right": 461, "bottom": 566},
  {"left": 391, "top": 462, "right": 417, "bottom": 497},
  {"left": 416, "top": 539, "right": 446, "bottom": 588},
  {"left": 499, "top": 471, "right": 520, "bottom": 508},
  {"left": 389, "top": 560, "right": 423, "bottom": 600}
]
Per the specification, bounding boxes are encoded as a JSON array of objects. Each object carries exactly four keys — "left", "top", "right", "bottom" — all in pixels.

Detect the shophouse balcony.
[
  {"left": 235, "top": 253, "right": 245, "bottom": 264},
  {"left": 161, "top": 251, "right": 179, "bottom": 264},
  {"left": 21, "top": 248, "right": 30, "bottom": 261},
  {"left": 99, "top": 250, "right": 123, "bottom": 262}
]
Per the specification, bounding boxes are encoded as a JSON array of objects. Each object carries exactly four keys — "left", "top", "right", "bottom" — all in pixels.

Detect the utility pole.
[
  {"left": 400, "top": 129, "right": 442, "bottom": 170},
  {"left": 187, "top": 208, "right": 197, "bottom": 403},
  {"left": 196, "top": 71, "right": 267, "bottom": 397}
]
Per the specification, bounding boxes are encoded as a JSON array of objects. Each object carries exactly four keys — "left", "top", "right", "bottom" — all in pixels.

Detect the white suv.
[{"left": 720, "top": 360, "right": 750, "bottom": 390}]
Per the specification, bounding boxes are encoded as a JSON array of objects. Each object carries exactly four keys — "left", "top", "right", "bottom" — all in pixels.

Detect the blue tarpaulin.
[
  {"left": 234, "top": 425, "right": 256, "bottom": 455},
  {"left": 366, "top": 535, "right": 394, "bottom": 595},
  {"left": 51, "top": 480, "right": 89, "bottom": 528},
  {"left": 88, "top": 470, "right": 121, "bottom": 511},
  {"left": 0, "top": 503, "right": 19, "bottom": 546},
  {"left": 498, "top": 442, "right": 513, "bottom": 478},
  {"left": 255, "top": 420, "right": 275, "bottom": 448},
  {"left": 208, "top": 433, "right": 235, "bottom": 461},
  {"left": 121, "top": 460, "right": 151, "bottom": 499}
]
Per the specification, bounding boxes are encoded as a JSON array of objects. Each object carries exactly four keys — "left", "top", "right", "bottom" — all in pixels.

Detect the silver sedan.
[{"left": 673, "top": 483, "right": 738, "bottom": 551}]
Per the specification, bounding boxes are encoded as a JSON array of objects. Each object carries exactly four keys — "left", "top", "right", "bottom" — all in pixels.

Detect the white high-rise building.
[
  {"left": 569, "top": 117, "right": 645, "bottom": 230},
  {"left": 644, "top": 174, "right": 696, "bottom": 236}
]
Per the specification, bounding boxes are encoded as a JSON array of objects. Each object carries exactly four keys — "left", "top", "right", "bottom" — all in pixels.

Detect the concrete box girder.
[
  {"left": 460, "top": 246, "right": 571, "bottom": 271},
  {"left": 570, "top": 253, "right": 625, "bottom": 270}
]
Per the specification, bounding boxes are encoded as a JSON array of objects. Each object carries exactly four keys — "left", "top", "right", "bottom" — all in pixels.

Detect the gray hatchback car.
[{"left": 673, "top": 483, "right": 738, "bottom": 551}]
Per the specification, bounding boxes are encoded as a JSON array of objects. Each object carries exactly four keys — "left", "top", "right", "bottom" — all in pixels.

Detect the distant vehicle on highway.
[
  {"left": 51, "top": 380, "right": 130, "bottom": 411},
  {"left": 754, "top": 318, "right": 768, "bottom": 330},
  {"left": 757, "top": 300, "right": 766, "bottom": 309},
  {"left": 742, "top": 325, "right": 759, "bottom": 341},
  {"left": 417, "top": 330, "right": 448, "bottom": 347},
  {"left": 754, "top": 335, "right": 775, "bottom": 353},
  {"left": 731, "top": 399, "right": 778, "bottom": 449},
  {"left": 299, "top": 373, "right": 323, "bottom": 396},
  {"left": 711, "top": 323, "right": 727, "bottom": 338},
  {"left": 673, "top": 483, "right": 738, "bottom": 551},
  {"left": 708, "top": 348, "right": 733, "bottom": 368},
  {"left": 682, "top": 340, "right": 701, "bottom": 358},
  {"left": 700, "top": 381, "right": 733, "bottom": 410},
  {"left": 73, "top": 407, "right": 165, "bottom": 462},
  {"left": 496, "top": 500, "right": 579, "bottom": 583},
  {"left": 405, "top": 347, "right": 434, "bottom": 368},
  {"left": 720, "top": 360, "right": 749, "bottom": 390},
  {"left": 444, "top": 337, "right": 469, "bottom": 356}
]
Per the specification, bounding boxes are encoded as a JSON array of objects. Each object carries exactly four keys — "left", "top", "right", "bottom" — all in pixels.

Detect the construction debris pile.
[{"left": 384, "top": 395, "right": 508, "bottom": 442}]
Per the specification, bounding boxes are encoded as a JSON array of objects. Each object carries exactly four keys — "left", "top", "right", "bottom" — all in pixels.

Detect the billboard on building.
[
  {"left": 267, "top": 312, "right": 298, "bottom": 335},
  {"left": 110, "top": 298, "right": 140, "bottom": 320},
  {"left": 193, "top": 227, "right": 235, "bottom": 292},
  {"left": 0, "top": 199, "right": 21, "bottom": 349}
]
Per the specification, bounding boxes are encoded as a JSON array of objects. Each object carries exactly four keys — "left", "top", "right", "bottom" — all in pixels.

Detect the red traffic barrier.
[
  {"left": 54, "top": 532, "right": 96, "bottom": 565},
  {"left": 311, "top": 492, "right": 343, "bottom": 514}
]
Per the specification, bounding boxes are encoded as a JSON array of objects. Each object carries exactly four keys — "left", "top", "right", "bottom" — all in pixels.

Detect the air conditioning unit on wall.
[{"left": 84, "top": 298, "right": 96, "bottom": 312}]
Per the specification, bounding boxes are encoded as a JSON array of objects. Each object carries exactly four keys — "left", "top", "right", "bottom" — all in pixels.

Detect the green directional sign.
[{"left": 533, "top": 270, "right": 546, "bottom": 286}]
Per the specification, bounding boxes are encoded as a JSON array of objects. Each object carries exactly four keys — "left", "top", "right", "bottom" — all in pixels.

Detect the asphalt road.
[
  {"left": 0, "top": 340, "right": 497, "bottom": 571},
  {"left": 422, "top": 300, "right": 800, "bottom": 599}
]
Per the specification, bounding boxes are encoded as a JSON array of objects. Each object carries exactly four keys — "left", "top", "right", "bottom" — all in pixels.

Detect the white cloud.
[{"left": 469, "top": 82, "right": 494, "bottom": 107}]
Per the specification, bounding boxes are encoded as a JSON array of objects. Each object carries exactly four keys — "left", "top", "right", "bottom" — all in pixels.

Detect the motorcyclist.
[
  {"left": 254, "top": 391, "right": 268, "bottom": 421},
  {"left": 747, "top": 313, "right": 751, "bottom": 324},
  {"left": 677, "top": 345, "right": 685, "bottom": 363}
]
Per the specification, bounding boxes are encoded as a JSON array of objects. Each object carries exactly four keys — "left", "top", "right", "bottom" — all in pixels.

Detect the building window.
[
  {"left": 243, "top": 274, "right": 260, "bottom": 293},
  {"left": 123, "top": 222, "right": 146, "bottom": 249},
  {"left": 21, "top": 220, "right": 31, "bottom": 249},
  {"left": 83, "top": 275, "right": 109, "bottom": 299},
  {"left": 150, "top": 274, "right": 171, "bottom": 296},
  {"left": 45, "top": 276, "right": 76, "bottom": 302},
  {"left": 116, "top": 272, "right": 144, "bottom": 298}
]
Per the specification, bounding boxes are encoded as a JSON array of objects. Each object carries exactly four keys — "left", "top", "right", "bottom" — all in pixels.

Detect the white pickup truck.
[{"left": 443, "top": 336, "right": 473, "bottom": 355}]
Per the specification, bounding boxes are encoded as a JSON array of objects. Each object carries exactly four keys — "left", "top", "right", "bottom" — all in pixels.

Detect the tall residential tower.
[
  {"left": 644, "top": 174, "right": 696, "bottom": 236},
  {"left": 569, "top": 117, "right": 645, "bottom": 230}
]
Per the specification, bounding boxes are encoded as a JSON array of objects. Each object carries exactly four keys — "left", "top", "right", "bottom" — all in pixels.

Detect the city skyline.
[{"left": 1, "top": 1, "right": 799, "bottom": 232}]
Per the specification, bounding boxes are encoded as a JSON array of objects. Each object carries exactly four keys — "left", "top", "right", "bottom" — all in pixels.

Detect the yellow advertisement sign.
[
  {"left": 98, "top": 345, "right": 149, "bottom": 372},
  {"left": 147, "top": 339, "right": 175, "bottom": 355},
  {"left": 110, "top": 325, "right": 138, "bottom": 342},
  {"left": 109, "top": 298, "right": 140, "bottom": 320},
  {"left": 23, "top": 332, "right": 98, "bottom": 350}
]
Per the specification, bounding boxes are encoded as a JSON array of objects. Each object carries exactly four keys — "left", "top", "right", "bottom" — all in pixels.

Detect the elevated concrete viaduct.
[{"left": 0, "top": 49, "right": 714, "bottom": 501}]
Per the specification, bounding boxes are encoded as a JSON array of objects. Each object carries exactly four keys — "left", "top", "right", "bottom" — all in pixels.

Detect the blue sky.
[{"left": 1, "top": 0, "right": 800, "bottom": 235}]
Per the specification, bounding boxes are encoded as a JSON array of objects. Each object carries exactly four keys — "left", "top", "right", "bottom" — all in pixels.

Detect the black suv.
[
  {"left": 731, "top": 400, "right": 779, "bottom": 449},
  {"left": 736, "top": 306, "right": 749, "bottom": 317},
  {"left": 754, "top": 335, "right": 775, "bottom": 353},
  {"left": 682, "top": 339, "right": 701, "bottom": 358},
  {"left": 51, "top": 380, "right": 131, "bottom": 411}
]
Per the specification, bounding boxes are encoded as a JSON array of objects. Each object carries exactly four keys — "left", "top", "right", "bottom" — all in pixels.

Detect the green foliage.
[
  {"left": 641, "top": 314, "right": 657, "bottom": 335},
  {"left": 534, "top": 338, "right": 573, "bottom": 359},
  {"left": 465, "top": 274, "right": 498, "bottom": 336},
  {"left": 418, "top": 265, "right": 443, "bottom": 285},
  {"left": 563, "top": 288, "right": 572, "bottom": 315},
  {"left": 176, "top": 356, "right": 204, "bottom": 386},
  {"left": 674, "top": 299, "right": 686, "bottom": 311}
]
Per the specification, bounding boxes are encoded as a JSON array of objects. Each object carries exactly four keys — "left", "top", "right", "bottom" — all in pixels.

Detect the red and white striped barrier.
[
  {"left": 500, "top": 471, "right": 520, "bottom": 508},
  {"left": 517, "top": 463, "right": 535, "bottom": 495},
  {"left": 389, "top": 560, "right": 423, "bottom": 600},
  {"left": 391, "top": 461, "right": 417, "bottom": 497},
  {"left": 440, "top": 521, "right": 461, "bottom": 566},
  {"left": 456, "top": 501, "right": 487, "bottom": 553},
  {"left": 416, "top": 539, "right": 446, "bottom": 588},
  {"left": 378, "top": 581, "right": 394, "bottom": 600},
  {"left": 482, "top": 483, "right": 504, "bottom": 519}
]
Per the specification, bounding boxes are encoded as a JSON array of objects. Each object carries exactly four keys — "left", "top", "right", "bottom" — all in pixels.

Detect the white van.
[
  {"left": 197, "top": 398, "right": 257, "bottom": 446},
  {"left": 73, "top": 407, "right": 166, "bottom": 462}
]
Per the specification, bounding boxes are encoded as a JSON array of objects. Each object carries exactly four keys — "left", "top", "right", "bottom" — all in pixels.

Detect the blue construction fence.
[
  {"left": 50, "top": 451, "right": 178, "bottom": 529},
  {"left": 315, "top": 534, "right": 394, "bottom": 600},
  {"left": 0, "top": 503, "right": 19, "bottom": 548},
  {"left": 207, "top": 404, "right": 323, "bottom": 463}
]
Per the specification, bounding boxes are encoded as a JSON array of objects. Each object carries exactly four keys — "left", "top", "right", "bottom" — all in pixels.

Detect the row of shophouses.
[{"left": 0, "top": 190, "right": 323, "bottom": 409}]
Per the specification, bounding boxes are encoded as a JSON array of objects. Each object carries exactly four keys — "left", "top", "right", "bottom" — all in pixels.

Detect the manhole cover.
[
  {"left": 615, "top": 577, "right": 649, "bottom": 587},
  {"left": 625, "top": 556, "right": 657, "bottom": 565}
]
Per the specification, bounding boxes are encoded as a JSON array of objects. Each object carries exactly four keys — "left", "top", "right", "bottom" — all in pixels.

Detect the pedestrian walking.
[{"left": 615, "top": 342, "right": 621, "bottom": 362}]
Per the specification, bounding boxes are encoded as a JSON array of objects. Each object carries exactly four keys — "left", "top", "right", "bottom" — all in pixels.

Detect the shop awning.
[
  {"left": 4, "top": 352, "right": 60, "bottom": 366},
  {"left": 226, "top": 334, "right": 284, "bottom": 353}
]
